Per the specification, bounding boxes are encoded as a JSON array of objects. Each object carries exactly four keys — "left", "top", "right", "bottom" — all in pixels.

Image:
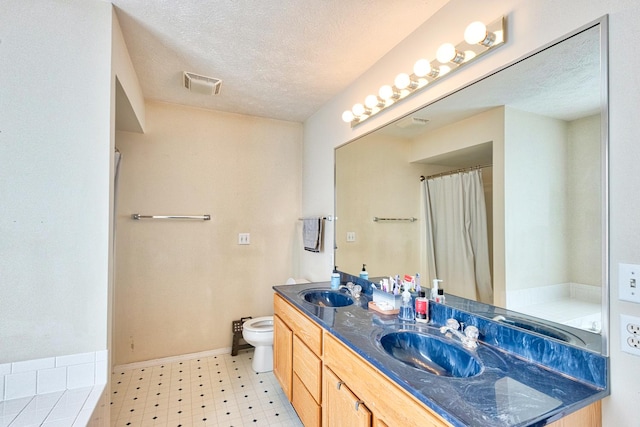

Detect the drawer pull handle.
[
  {"left": 336, "top": 381, "right": 344, "bottom": 390},
  {"left": 355, "top": 400, "right": 364, "bottom": 411}
]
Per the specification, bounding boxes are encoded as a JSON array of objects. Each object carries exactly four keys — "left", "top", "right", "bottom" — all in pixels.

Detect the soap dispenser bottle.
[
  {"left": 331, "top": 266, "right": 340, "bottom": 290},
  {"left": 398, "top": 286, "right": 415, "bottom": 322},
  {"left": 359, "top": 264, "right": 369, "bottom": 280},
  {"left": 430, "top": 279, "right": 443, "bottom": 301}
]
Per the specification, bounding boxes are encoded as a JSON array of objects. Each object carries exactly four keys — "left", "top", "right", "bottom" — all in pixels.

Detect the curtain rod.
[{"left": 420, "top": 164, "right": 492, "bottom": 181}]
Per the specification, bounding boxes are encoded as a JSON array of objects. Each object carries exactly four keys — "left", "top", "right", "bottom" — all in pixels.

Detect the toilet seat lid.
[{"left": 243, "top": 316, "right": 274, "bottom": 332}]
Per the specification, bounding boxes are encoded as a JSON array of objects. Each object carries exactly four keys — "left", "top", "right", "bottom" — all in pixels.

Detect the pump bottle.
[
  {"left": 359, "top": 264, "right": 368, "bottom": 280},
  {"left": 331, "top": 266, "right": 340, "bottom": 289},
  {"left": 430, "top": 279, "right": 443, "bottom": 300}
]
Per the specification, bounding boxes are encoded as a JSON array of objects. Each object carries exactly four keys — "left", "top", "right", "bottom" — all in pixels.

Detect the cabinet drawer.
[
  {"left": 292, "top": 372, "right": 321, "bottom": 427},
  {"left": 324, "top": 332, "right": 451, "bottom": 427},
  {"left": 293, "top": 335, "right": 322, "bottom": 403},
  {"left": 274, "top": 294, "right": 323, "bottom": 356}
]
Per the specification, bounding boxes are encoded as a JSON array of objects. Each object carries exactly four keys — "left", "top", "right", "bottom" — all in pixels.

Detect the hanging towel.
[{"left": 303, "top": 217, "right": 323, "bottom": 253}]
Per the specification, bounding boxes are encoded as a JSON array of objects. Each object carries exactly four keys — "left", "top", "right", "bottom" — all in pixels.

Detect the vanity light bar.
[{"left": 342, "top": 17, "right": 506, "bottom": 127}]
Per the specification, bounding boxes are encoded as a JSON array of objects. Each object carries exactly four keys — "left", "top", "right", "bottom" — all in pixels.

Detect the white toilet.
[
  {"left": 242, "top": 278, "right": 309, "bottom": 373},
  {"left": 242, "top": 316, "right": 275, "bottom": 373}
]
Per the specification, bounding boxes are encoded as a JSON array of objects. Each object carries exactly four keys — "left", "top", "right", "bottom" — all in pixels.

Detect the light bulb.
[
  {"left": 394, "top": 73, "right": 410, "bottom": 90},
  {"left": 436, "top": 43, "right": 456, "bottom": 63},
  {"left": 379, "top": 85, "right": 395, "bottom": 100},
  {"left": 352, "top": 103, "right": 365, "bottom": 117},
  {"left": 342, "top": 110, "right": 355, "bottom": 123},
  {"left": 413, "top": 59, "right": 431, "bottom": 77},
  {"left": 365, "top": 94, "right": 382, "bottom": 109},
  {"left": 464, "top": 21, "right": 487, "bottom": 45}
]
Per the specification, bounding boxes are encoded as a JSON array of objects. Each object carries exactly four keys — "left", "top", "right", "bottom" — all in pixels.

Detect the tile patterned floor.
[{"left": 110, "top": 351, "right": 302, "bottom": 427}]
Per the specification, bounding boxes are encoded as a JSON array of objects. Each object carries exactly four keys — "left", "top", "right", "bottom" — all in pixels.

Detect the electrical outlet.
[
  {"left": 346, "top": 231, "right": 356, "bottom": 242},
  {"left": 238, "top": 233, "right": 250, "bottom": 245},
  {"left": 619, "top": 263, "right": 640, "bottom": 303},
  {"left": 628, "top": 322, "right": 640, "bottom": 335},
  {"left": 628, "top": 336, "right": 640, "bottom": 349},
  {"left": 621, "top": 314, "right": 640, "bottom": 356}
]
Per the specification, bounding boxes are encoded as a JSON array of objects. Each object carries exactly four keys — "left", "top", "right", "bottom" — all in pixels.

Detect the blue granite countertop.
[{"left": 273, "top": 281, "right": 608, "bottom": 427}]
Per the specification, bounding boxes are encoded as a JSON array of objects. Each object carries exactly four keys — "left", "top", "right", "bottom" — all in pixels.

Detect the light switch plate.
[{"left": 619, "top": 263, "right": 640, "bottom": 303}]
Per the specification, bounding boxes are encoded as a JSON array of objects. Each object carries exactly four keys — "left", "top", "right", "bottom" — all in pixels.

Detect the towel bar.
[
  {"left": 373, "top": 217, "right": 417, "bottom": 222},
  {"left": 131, "top": 214, "right": 210, "bottom": 220},
  {"left": 298, "top": 215, "right": 333, "bottom": 221}
]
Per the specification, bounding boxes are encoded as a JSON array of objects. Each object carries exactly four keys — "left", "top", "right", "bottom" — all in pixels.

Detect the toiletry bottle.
[
  {"left": 331, "top": 266, "right": 340, "bottom": 290},
  {"left": 436, "top": 288, "right": 446, "bottom": 304},
  {"left": 359, "top": 264, "right": 368, "bottom": 280},
  {"left": 398, "top": 286, "right": 415, "bottom": 322},
  {"left": 430, "top": 279, "right": 443, "bottom": 300},
  {"left": 415, "top": 273, "right": 421, "bottom": 293},
  {"left": 415, "top": 290, "right": 428, "bottom": 323}
]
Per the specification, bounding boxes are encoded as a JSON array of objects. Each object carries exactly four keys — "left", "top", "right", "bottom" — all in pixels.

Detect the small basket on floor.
[{"left": 231, "top": 316, "right": 253, "bottom": 356}]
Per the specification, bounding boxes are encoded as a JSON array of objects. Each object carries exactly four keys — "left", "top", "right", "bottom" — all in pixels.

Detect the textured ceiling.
[{"left": 112, "top": 0, "right": 450, "bottom": 123}]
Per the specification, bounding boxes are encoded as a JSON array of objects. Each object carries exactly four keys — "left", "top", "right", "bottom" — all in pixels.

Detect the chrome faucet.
[
  {"left": 340, "top": 282, "right": 362, "bottom": 299},
  {"left": 440, "top": 318, "right": 479, "bottom": 349}
]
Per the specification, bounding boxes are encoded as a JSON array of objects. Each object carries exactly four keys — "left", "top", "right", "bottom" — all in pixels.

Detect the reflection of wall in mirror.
[
  {"left": 337, "top": 105, "right": 600, "bottom": 328},
  {"left": 335, "top": 133, "right": 432, "bottom": 278},
  {"left": 504, "top": 108, "right": 601, "bottom": 327}
]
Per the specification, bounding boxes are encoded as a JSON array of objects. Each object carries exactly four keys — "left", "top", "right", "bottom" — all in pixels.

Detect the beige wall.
[
  {"left": 335, "top": 134, "right": 428, "bottom": 278},
  {"left": 302, "top": 1, "right": 640, "bottom": 425},
  {"left": 567, "top": 115, "right": 602, "bottom": 286},
  {"left": 0, "top": 0, "right": 113, "bottom": 364},
  {"left": 114, "top": 101, "right": 302, "bottom": 365}
]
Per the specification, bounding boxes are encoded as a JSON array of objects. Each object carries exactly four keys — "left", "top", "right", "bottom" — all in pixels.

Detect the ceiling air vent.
[
  {"left": 183, "top": 72, "right": 222, "bottom": 95},
  {"left": 395, "top": 117, "right": 429, "bottom": 129}
]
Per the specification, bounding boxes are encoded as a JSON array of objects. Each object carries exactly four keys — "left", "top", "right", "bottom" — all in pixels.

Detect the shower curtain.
[{"left": 422, "top": 169, "right": 492, "bottom": 303}]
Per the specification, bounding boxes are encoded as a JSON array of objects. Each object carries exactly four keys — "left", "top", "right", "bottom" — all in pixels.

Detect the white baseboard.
[{"left": 112, "top": 347, "right": 242, "bottom": 372}]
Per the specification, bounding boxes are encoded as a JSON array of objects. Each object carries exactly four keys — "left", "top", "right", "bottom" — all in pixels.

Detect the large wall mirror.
[{"left": 335, "top": 18, "right": 608, "bottom": 355}]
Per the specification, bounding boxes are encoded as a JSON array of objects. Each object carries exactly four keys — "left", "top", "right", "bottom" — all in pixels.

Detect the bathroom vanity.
[{"left": 273, "top": 282, "right": 607, "bottom": 427}]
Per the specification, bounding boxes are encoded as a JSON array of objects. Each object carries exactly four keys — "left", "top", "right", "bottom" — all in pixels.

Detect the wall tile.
[
  {"left": 94, "top": 350, "right": 107, "bottom": 362},
  {"left": 11, "top": 357, "right": 54, "bottom": 373},
  {"left": 94, "top": 360, "right": 107, "bottom": 385},
  {"left": 5, "top": 371, "right": 37, "bottom": 400},
  {"left": 37, "top": 367, "right": 68, "bottom": 394},
  {"left": 56, "top": 352, "right": 94, "bottom": 368},
  {"left": 0, "top": 363, "right": 11, "bottom": 375},
  {"left": 66, "top": 364, "right": 94, "bottom": 389}
]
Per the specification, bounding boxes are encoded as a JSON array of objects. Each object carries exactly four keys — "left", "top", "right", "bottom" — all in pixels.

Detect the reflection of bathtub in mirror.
[
  {"left": 506, "top": 282, "right": 601, "bottom": 333},
  {"left": 437, "top": 291, "right": 603, "bottom": 353}
]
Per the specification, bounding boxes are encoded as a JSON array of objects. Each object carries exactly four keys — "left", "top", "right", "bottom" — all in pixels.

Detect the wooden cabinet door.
[
  {"left": 323, "top": 366, "right": 371, "bottom": 427},
  {"left": 273, "top": 314, "right": 293, "bottom": 401}
]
